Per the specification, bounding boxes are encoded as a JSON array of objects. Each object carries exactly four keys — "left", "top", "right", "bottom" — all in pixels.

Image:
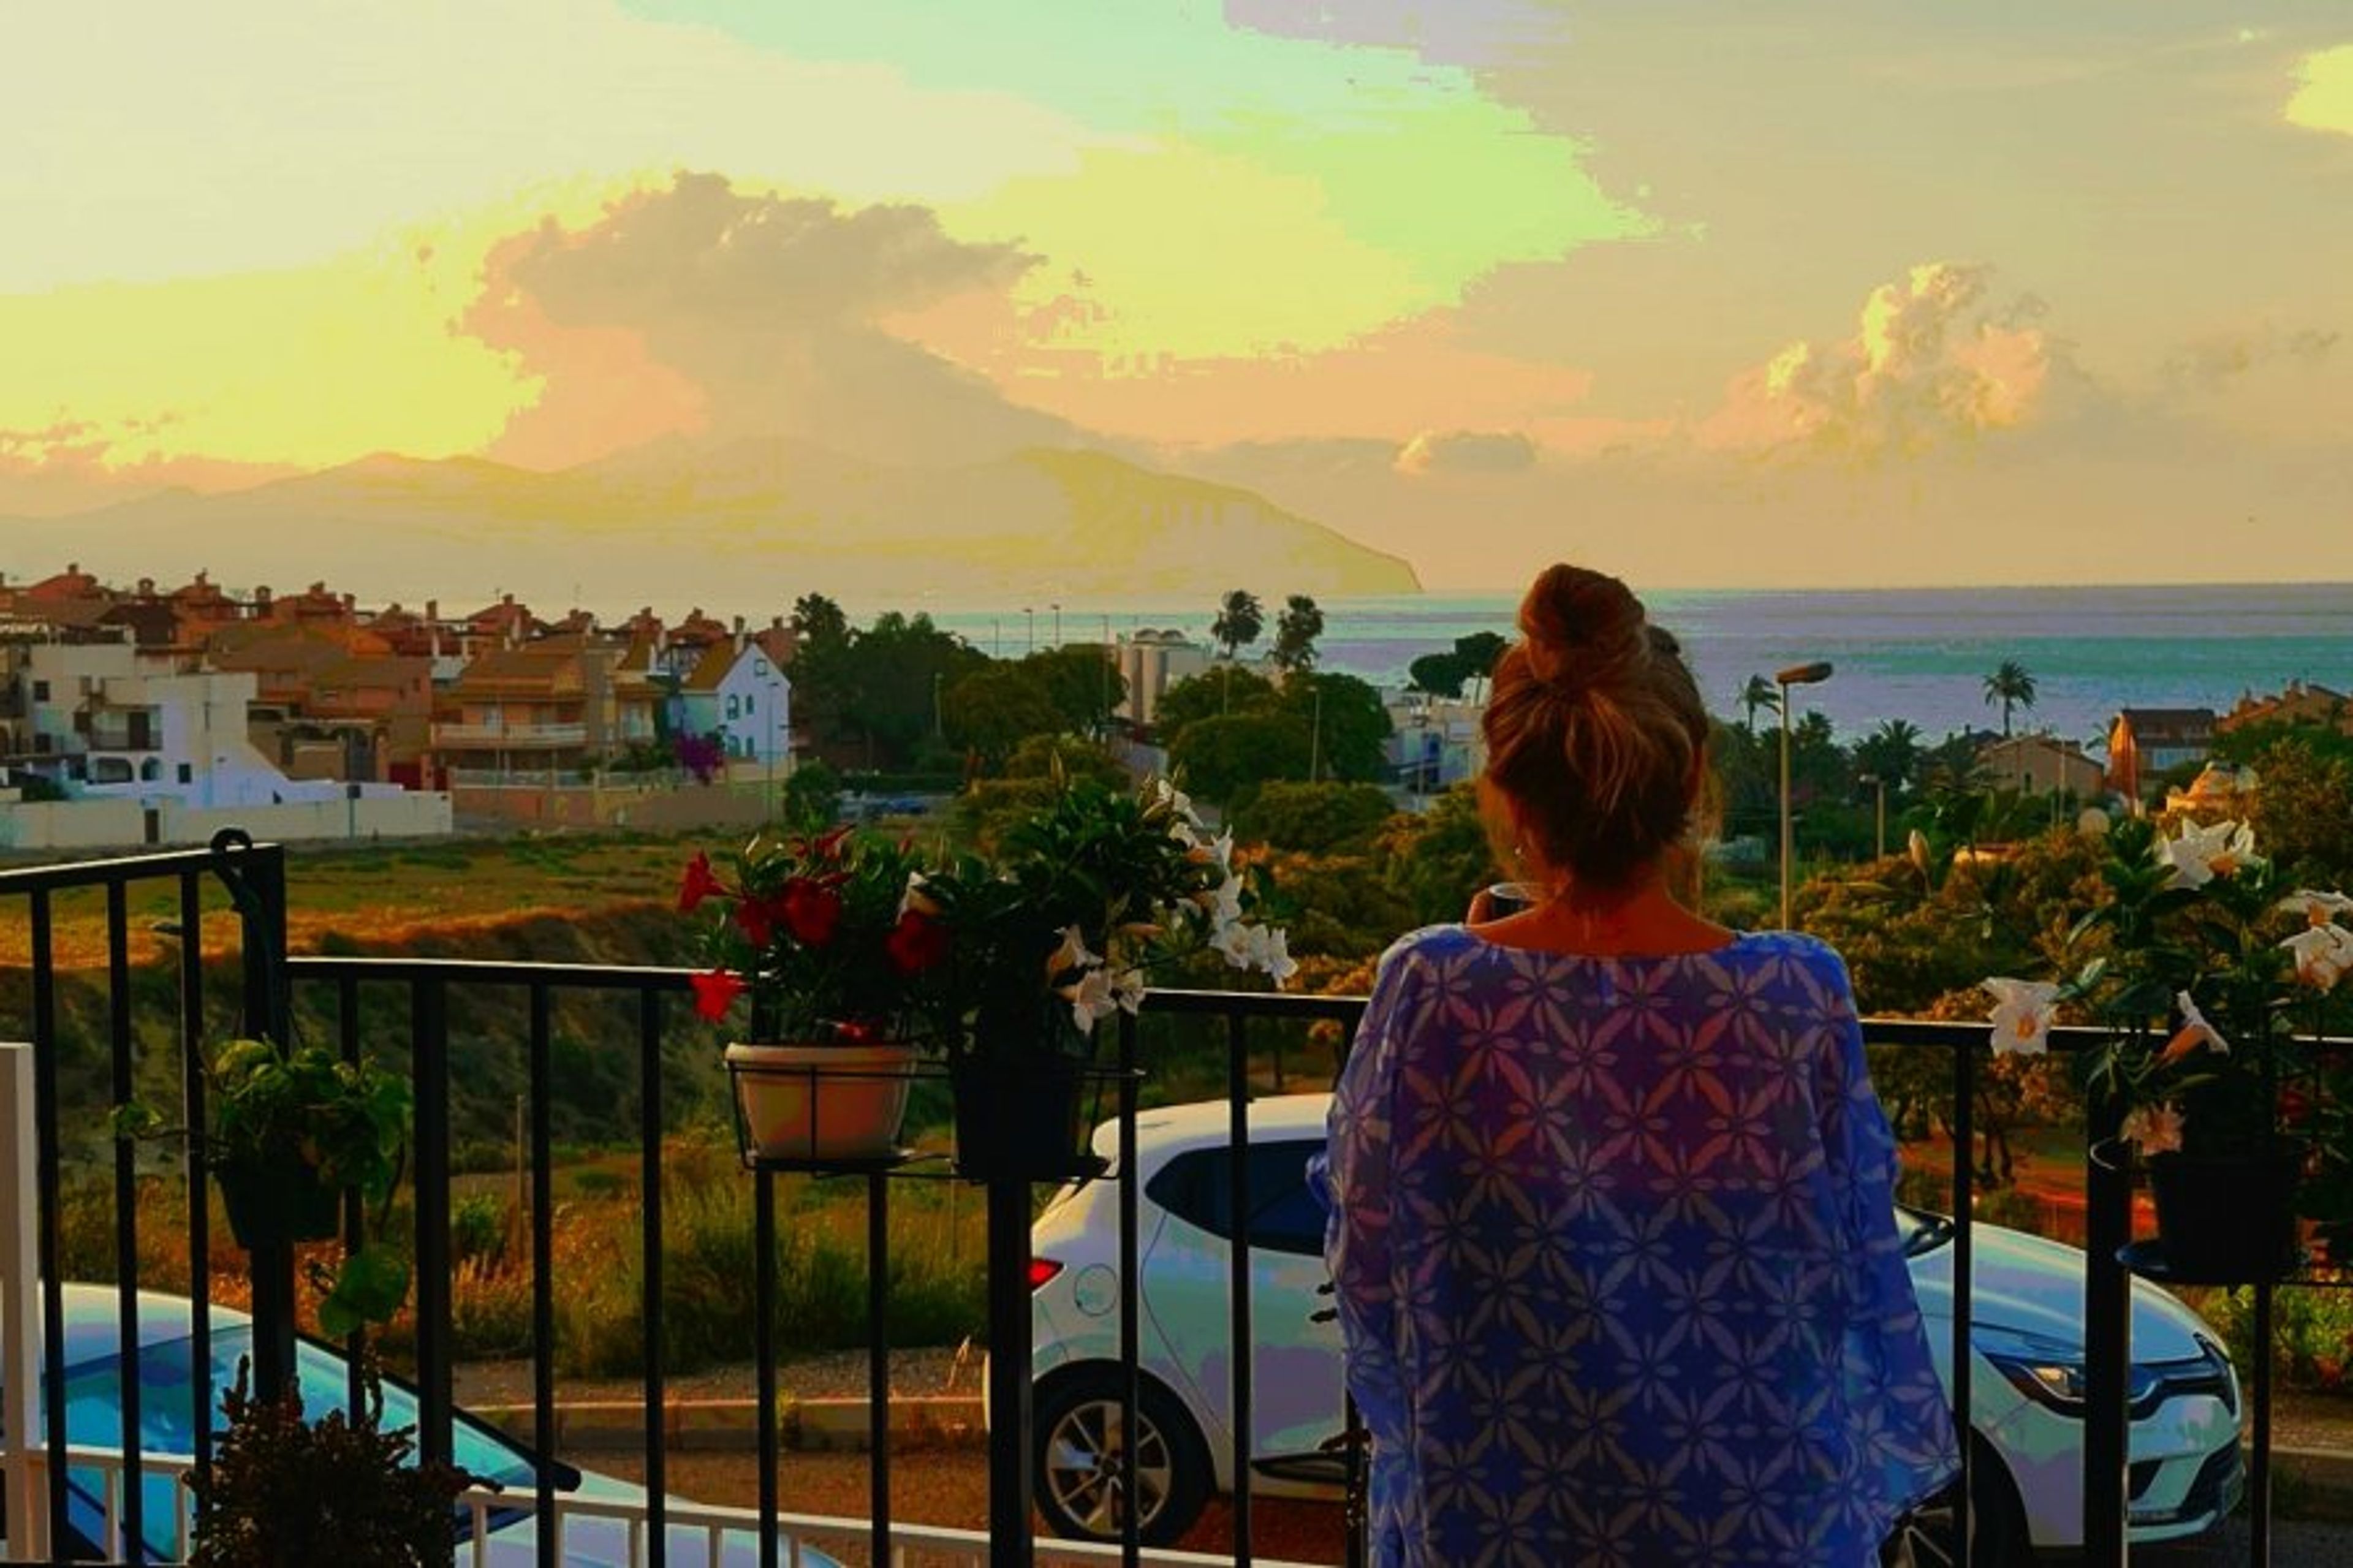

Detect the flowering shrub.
[
  {"left": 678, "top": 827, "right": 942, "bottom": 1041},
  {"left": 1979, "top": 814, "right": 2351, "bottom": 1239},
  {"left": 908, "top": 775, "right": 1293, "bottom": 1062}
]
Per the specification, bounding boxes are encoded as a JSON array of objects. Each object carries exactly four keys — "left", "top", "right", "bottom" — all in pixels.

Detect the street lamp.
[
  {"left": 1050, "top": 602, "right": 1061, "bottom": 648},
  {"left": 1023, "top": 607, "right": 1035, "bottom": 656},
  {"left": 1858, "top": 771, "right": 1886, "bottom": 861},
  {"left": 1776, "top": 661, "right": 1834, "bottom": 930}
]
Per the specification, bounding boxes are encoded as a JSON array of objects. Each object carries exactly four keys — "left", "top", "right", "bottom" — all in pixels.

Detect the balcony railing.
[
  {"left": 0, "top": 836, "right": 2330, "bottom": 1565},
  {"left": 432, "top": 722, "right": 590, "bottom": 748}
]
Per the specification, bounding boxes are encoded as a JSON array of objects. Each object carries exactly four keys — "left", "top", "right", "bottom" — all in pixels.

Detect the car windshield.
[{"left": 61, "top": 1325, "right": 551, "bottom": 1491}]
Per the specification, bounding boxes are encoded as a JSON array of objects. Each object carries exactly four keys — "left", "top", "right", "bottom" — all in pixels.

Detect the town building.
[
  {"left": 1976, "top": 733, "right": 2107, "bottom": 797},
  {"left": 1115, "top": 630, "right": 1212, "bottom": 729},
  {"left": 2111, "top": 708, "right": 2216, "bottom": 773},
  {"left": 675, "top": 631, "right": 794, "bottom": 766}
]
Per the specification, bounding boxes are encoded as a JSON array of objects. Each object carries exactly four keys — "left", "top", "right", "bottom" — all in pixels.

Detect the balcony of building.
[{"left": 0, "top": 838, "right": 2341, "bottom": 1566}]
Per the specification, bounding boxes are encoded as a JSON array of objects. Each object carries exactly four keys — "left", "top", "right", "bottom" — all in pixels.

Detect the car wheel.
[
  {"left": 1033, "top": 1371, "right": 1211, "bottom": 1546},
  {"left": 1881, "top": 1437, "right": 2034, "bottom": 1568}
]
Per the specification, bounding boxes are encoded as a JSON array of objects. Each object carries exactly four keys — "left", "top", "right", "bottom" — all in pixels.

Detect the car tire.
[
  {"left": 1033, "top": 1369, "right": 1212, "bottom": 1547},
  {"left": 1881, "top": 1436, "right": 2035, "bottom": 1568}
]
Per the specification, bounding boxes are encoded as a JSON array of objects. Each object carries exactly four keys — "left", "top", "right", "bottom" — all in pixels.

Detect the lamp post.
[
  {"left": 1858, "top": 771, "right": 1886, "bottom": 860},
  {"left": 1776, "top": 661, "right": 1834, "bottom": 931},
  {"left": 1023, "top": 607, "right": 1035, "bottom": 656},
  {"left": 1050, "top": 602, "right": 1061, "bottom": 648}
]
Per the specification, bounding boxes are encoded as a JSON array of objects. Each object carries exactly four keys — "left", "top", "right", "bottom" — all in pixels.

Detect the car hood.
[{"left": 1907, "top": 1218, "right": 2215, "bottom": 1362}]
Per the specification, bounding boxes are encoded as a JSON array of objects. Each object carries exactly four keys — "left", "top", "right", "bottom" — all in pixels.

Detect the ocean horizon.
[{"left": 925, "top": 581, "right": 2353, "bottom": 749}]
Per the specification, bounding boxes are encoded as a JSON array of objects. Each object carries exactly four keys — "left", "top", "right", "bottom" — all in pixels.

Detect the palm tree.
[
  {"left": 1852, "top": 718, "right": 1923, "bottom": 794},
  {"left": 1738, "top": 675, "right": 1782, "bottom": 732},
  {"left": 1211, "top": 589, "right": 1264, "bottom": 660},
  {"left": 1983, "top": 660, "right": 2037, "bottom": 737},
  {"left": 1270, "top": 594, "right": 1325, "bottom": 675}
]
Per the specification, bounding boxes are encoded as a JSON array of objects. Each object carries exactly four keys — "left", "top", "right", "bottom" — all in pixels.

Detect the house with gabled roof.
[{"left": 675, "top": 632, "right": 792, "bottom": 767}]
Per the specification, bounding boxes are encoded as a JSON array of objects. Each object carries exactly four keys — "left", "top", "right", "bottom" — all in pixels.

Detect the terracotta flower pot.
[{"left": 726, "top": 1040, "right": 919, "bottom": 1166}]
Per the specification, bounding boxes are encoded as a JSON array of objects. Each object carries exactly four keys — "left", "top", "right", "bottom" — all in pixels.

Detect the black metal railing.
[{"left": 1, "top": 836, "right": 2324, "bottom": 1566}]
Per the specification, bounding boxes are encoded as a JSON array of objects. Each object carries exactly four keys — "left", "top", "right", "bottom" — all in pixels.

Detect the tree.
[
  {"left": 1275, "top": 672, "right": 1393, "bottom": 784},
  {"left": 1270, "top": 594, "right": 1325, "bottom": 675},
  {"left": 1232, "top": 781, "right": 1398, "bottom": 855},
  {"left": 1983, "top": 659, "right": 2037, "bottom": 737},
  {"left": 941, "top": 664, "right": 1064, "bottom": 773},
  {"left": 1851, "top": 718, "right": 1924, "bottom": 798},
  {"left": 792, "top": 611, "right": 983, "bottom": 769},
  {"left": 1452, "top": 631, "right": 1509, "bottom": 689},
  {"left": 1154, "top": 666, "right": 1277, "bottom": 744},
  {"left": 1210, "top": 589, "right": 1264, "bottom": 660},
  {"left": 1738, "top": 675, "right": 1782, "bottom": 732},
  {"left": 1169, "top": 713, "right": 1313, "bottom": 802},
  {"left": 1374, "top": 783, "right": 1497, "bottom": 926},
  {"left": 790, "top": 593, "right": 848, "bottom": 646},
  {"left": 2248, "top": 737, "right": 2353, "bottom": 884},
  {"left": 1020, "top": 645, "right": 1127, "bottom": 737},
  {"left": 779, "top": 759, "right": 842, "bottom": 830},
  {"left": 1406, "top": 652, "right": 1468, "bottom": 700}
]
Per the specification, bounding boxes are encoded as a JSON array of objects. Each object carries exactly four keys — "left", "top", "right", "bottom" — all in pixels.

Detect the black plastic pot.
[
  {"left": 2146, "top": 1149, "right": 2303, "bottom": 1283},
  {"left": 216, "top": 1161, "right": 342, "bottom": 1250},
  {"left": 949, "top": 1054, "right": 1102, "bottom": 1183}
]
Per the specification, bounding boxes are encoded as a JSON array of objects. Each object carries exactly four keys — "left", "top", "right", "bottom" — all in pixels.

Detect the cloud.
[
  {"left": 1696, "top": 262, "right": 2064, "bottom": 462},
  {"left": 2164, "top": 325, "right": 2338, "bottom": 390},
  {"left": 463, "top": 173, "right": 1070, "bottom": 468},
  {"left": 2286, "top": 45, "right": 2353, "bottom": 134},
  {"left": 1393, "top": 429, "right": 1539, "bottom": 476}
]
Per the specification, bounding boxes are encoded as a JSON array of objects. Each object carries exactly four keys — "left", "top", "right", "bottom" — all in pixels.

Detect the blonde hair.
[{"left": 1479, "top": 564, "right": 1710, "bottom": 895}]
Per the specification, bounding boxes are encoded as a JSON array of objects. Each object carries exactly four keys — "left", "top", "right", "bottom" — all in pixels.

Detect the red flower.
[
  {"left": 2279, "top": 1085, "right": 2312, "bottom": 1127},
  {"left": 733, "top": 895, "right": 774, "bottom": 949},
  {"left": 833, "top": 1019, "right": 877, "bottom": 1043},
  {"left": 689, "top": 969, "right": 747, "bottom": 1021},
  {"left": 779, "top": 878, "right": 844, "bottom": 945},
  {"left": 885, "top": 910, "right": 952, "bottom": 975},
  {"left": 678, "top": 852, "right": 724, "bottom": 912}
]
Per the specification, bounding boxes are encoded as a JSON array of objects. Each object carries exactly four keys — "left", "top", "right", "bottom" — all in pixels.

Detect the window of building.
[
  {"left": 31, "top": 680, "right": 50, "bottom": 701},
  {"left": 726, "top": 695, "right": 740, "bottom": 719},
  {"left": 178, "top": 764, "right": 193, "bottom": 784}
]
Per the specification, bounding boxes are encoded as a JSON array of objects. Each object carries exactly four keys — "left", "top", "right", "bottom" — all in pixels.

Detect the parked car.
[
  {"left": 28, "top": 1284, "right": 840, "bottom": 1565},
  {"left": 1025, "top": 1094, "right": 2245, "bottom": 1560}
]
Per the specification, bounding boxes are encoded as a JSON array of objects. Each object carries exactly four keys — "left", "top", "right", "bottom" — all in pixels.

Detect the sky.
[{"left": 3, "top": 1, "right": 2350, "bottom": 593}]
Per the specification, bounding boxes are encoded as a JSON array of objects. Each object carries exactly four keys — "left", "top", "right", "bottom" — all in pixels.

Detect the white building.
[
  {"left": 1116, "top": 630, "right": 1212, "bottom": 729},
  {"left": 676, "top": 635, "right": 793, "bottom": 765},
  {"left": 4, "top": 638, "right": 450, "bottom": 847},
  {"left": 1385, "top": 694, "right": 1484, "bottom": 792}
]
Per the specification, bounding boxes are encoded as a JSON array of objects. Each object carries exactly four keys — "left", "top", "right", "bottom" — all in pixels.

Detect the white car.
[{"left": 1025, "top": 1094, "right": 2244, "bottom": 1561}]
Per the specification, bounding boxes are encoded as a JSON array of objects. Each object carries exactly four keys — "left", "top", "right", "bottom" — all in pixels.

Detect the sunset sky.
[{"left": 4, "top": 2, "right": 2350, "bottom": 593}]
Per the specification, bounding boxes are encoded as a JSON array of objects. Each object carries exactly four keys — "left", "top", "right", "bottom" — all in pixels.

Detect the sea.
[{"left": 930, "top": 583, "right": 2353, "bottom": 749}]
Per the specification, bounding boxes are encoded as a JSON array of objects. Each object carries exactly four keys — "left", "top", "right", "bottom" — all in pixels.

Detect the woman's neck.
[{"left": 1488, "top": 875, "right": 1734, "bottom": 957}]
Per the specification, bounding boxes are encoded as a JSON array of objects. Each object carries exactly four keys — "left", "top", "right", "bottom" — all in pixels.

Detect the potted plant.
[
  {"left": 681, "top": 825, "right": 940, "bottom": 1164},
  {"left": 117, "top": 1036, "right": 413, "bottom": 1336},
  {"left": 909, "top": 774, "right": 1295, "bottom": 1181},
  {"left": 187, "top": 1350, "right": 476, "bottom": 1568},
  {"left": 1982, "top": 814, "right": 2351, "bottom": 1282}
]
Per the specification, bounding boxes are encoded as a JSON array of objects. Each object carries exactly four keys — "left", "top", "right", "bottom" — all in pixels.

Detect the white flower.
[
  {"left": 2158, "top": 818, "right": 2259, "bottom": 890},
  {"left": 898, "top": 871, "right": 942, "bottom": 919},
  {"left": 1251, "top": 925, "right": 1298, "bottom": 987},
  {"left": 1212, "top": 917, "right": 1256, "bottom": 969},
  {"left": 2159, "top": 990, "right": 2230, "bottom": 1064},
  {"left": 1062, "top": 966, "right": 1120, "bottom": 1031},
  {"left": 2283, "top": 922, "right": 2353, "bottom": 992},
  {"left": 2120, "top": 1102, "right": 2186, "bottom": 1156},
  {"left": 1110, "top": 968, "right": 1148, "bottom": 1015},
  {"left": 2278, "top": 888, "right": 2353, "bottom": 926},
  {"left": 1153, "top": 778, "right": 1197, "bottom": 825},
  {"left": 1043, "top": 924, "right": 1097, "bottom": 982},
  {"left": 1982, "top": 977, "right": 2061, "bottom": 1056}
]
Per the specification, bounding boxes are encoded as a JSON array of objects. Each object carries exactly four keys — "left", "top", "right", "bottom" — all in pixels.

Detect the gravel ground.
[{"left": 452, "top": 1345, "right": 982, "bottom": 1409}]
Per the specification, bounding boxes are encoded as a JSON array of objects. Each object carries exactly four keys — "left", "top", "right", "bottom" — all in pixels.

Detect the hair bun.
[{"left": 1517, "top": 564, "right": 1646, "bottom": 689}]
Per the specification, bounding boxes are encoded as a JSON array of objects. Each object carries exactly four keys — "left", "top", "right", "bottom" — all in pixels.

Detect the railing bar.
[
  {"left": 1118, "top": 1010, "right": 1140, "bottom": 1568},
  {"left": 413, "top": 975, "right": 456, "bottom": 1487},
  {"left": 1226, "top": 1006, "right": 1252, "bottom": 1568},
  {"left": 0, "top": 844, "right": 225, "bottom": 893},
  {"left": 869, "top": 1171, "right": 890, "bottom": 1568},
  {"left": 1949, "top": 1026, "right": 1974, "bottom": 1561},
  {"left": 2253, "top": 1276, "right": 2273, "bottom": 1564},
  {"left": 107, "top": 879, "right": 145, "bottom": 1559},
  {"left": 757, "top": 1168, "right": 779, "bottom": 1568},
  {"left": 641, "top": 987, "right": 667, "bottom": 1568},
  {"left": 341, "top": 975, "right": 366, "bottom": 1422},
  {"left": 178, "top": 869, "right": 214, "bottom": 1493},
  {"left": 31, "top": 888, "right": 72, "bottom": 1556},
  {"left": 530, "top": 982, "right": 558, "bottom": 1568}
]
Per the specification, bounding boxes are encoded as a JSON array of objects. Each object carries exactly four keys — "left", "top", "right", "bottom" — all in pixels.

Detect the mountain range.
[{"left": 1, "top": 440, "right": 1419, "bottom": 615}]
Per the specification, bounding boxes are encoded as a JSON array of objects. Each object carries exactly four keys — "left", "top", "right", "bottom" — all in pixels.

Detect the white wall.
[{"left": 0, "top": 798, "right": 147, "bottom": 851}]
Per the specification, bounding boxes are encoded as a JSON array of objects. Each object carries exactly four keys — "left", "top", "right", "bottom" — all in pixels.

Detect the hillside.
[{"left": 1, "top": 440, "right": 1419, "bottom": 612}]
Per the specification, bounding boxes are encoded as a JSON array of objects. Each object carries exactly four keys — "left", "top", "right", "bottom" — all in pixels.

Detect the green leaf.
[{"left": 317, "top": 1248, "right": 412, "bottom": 1338}]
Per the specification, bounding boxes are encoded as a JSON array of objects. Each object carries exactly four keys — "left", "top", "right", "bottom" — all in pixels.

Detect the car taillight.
[{"left": 1028, "top": 1257, "right": 1065, "bottom": 1291}]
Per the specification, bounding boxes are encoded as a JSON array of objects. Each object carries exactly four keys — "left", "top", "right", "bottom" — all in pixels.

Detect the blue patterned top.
[{"left": 1314, "top": 926, "right": 1958, "bottom": 1566}]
